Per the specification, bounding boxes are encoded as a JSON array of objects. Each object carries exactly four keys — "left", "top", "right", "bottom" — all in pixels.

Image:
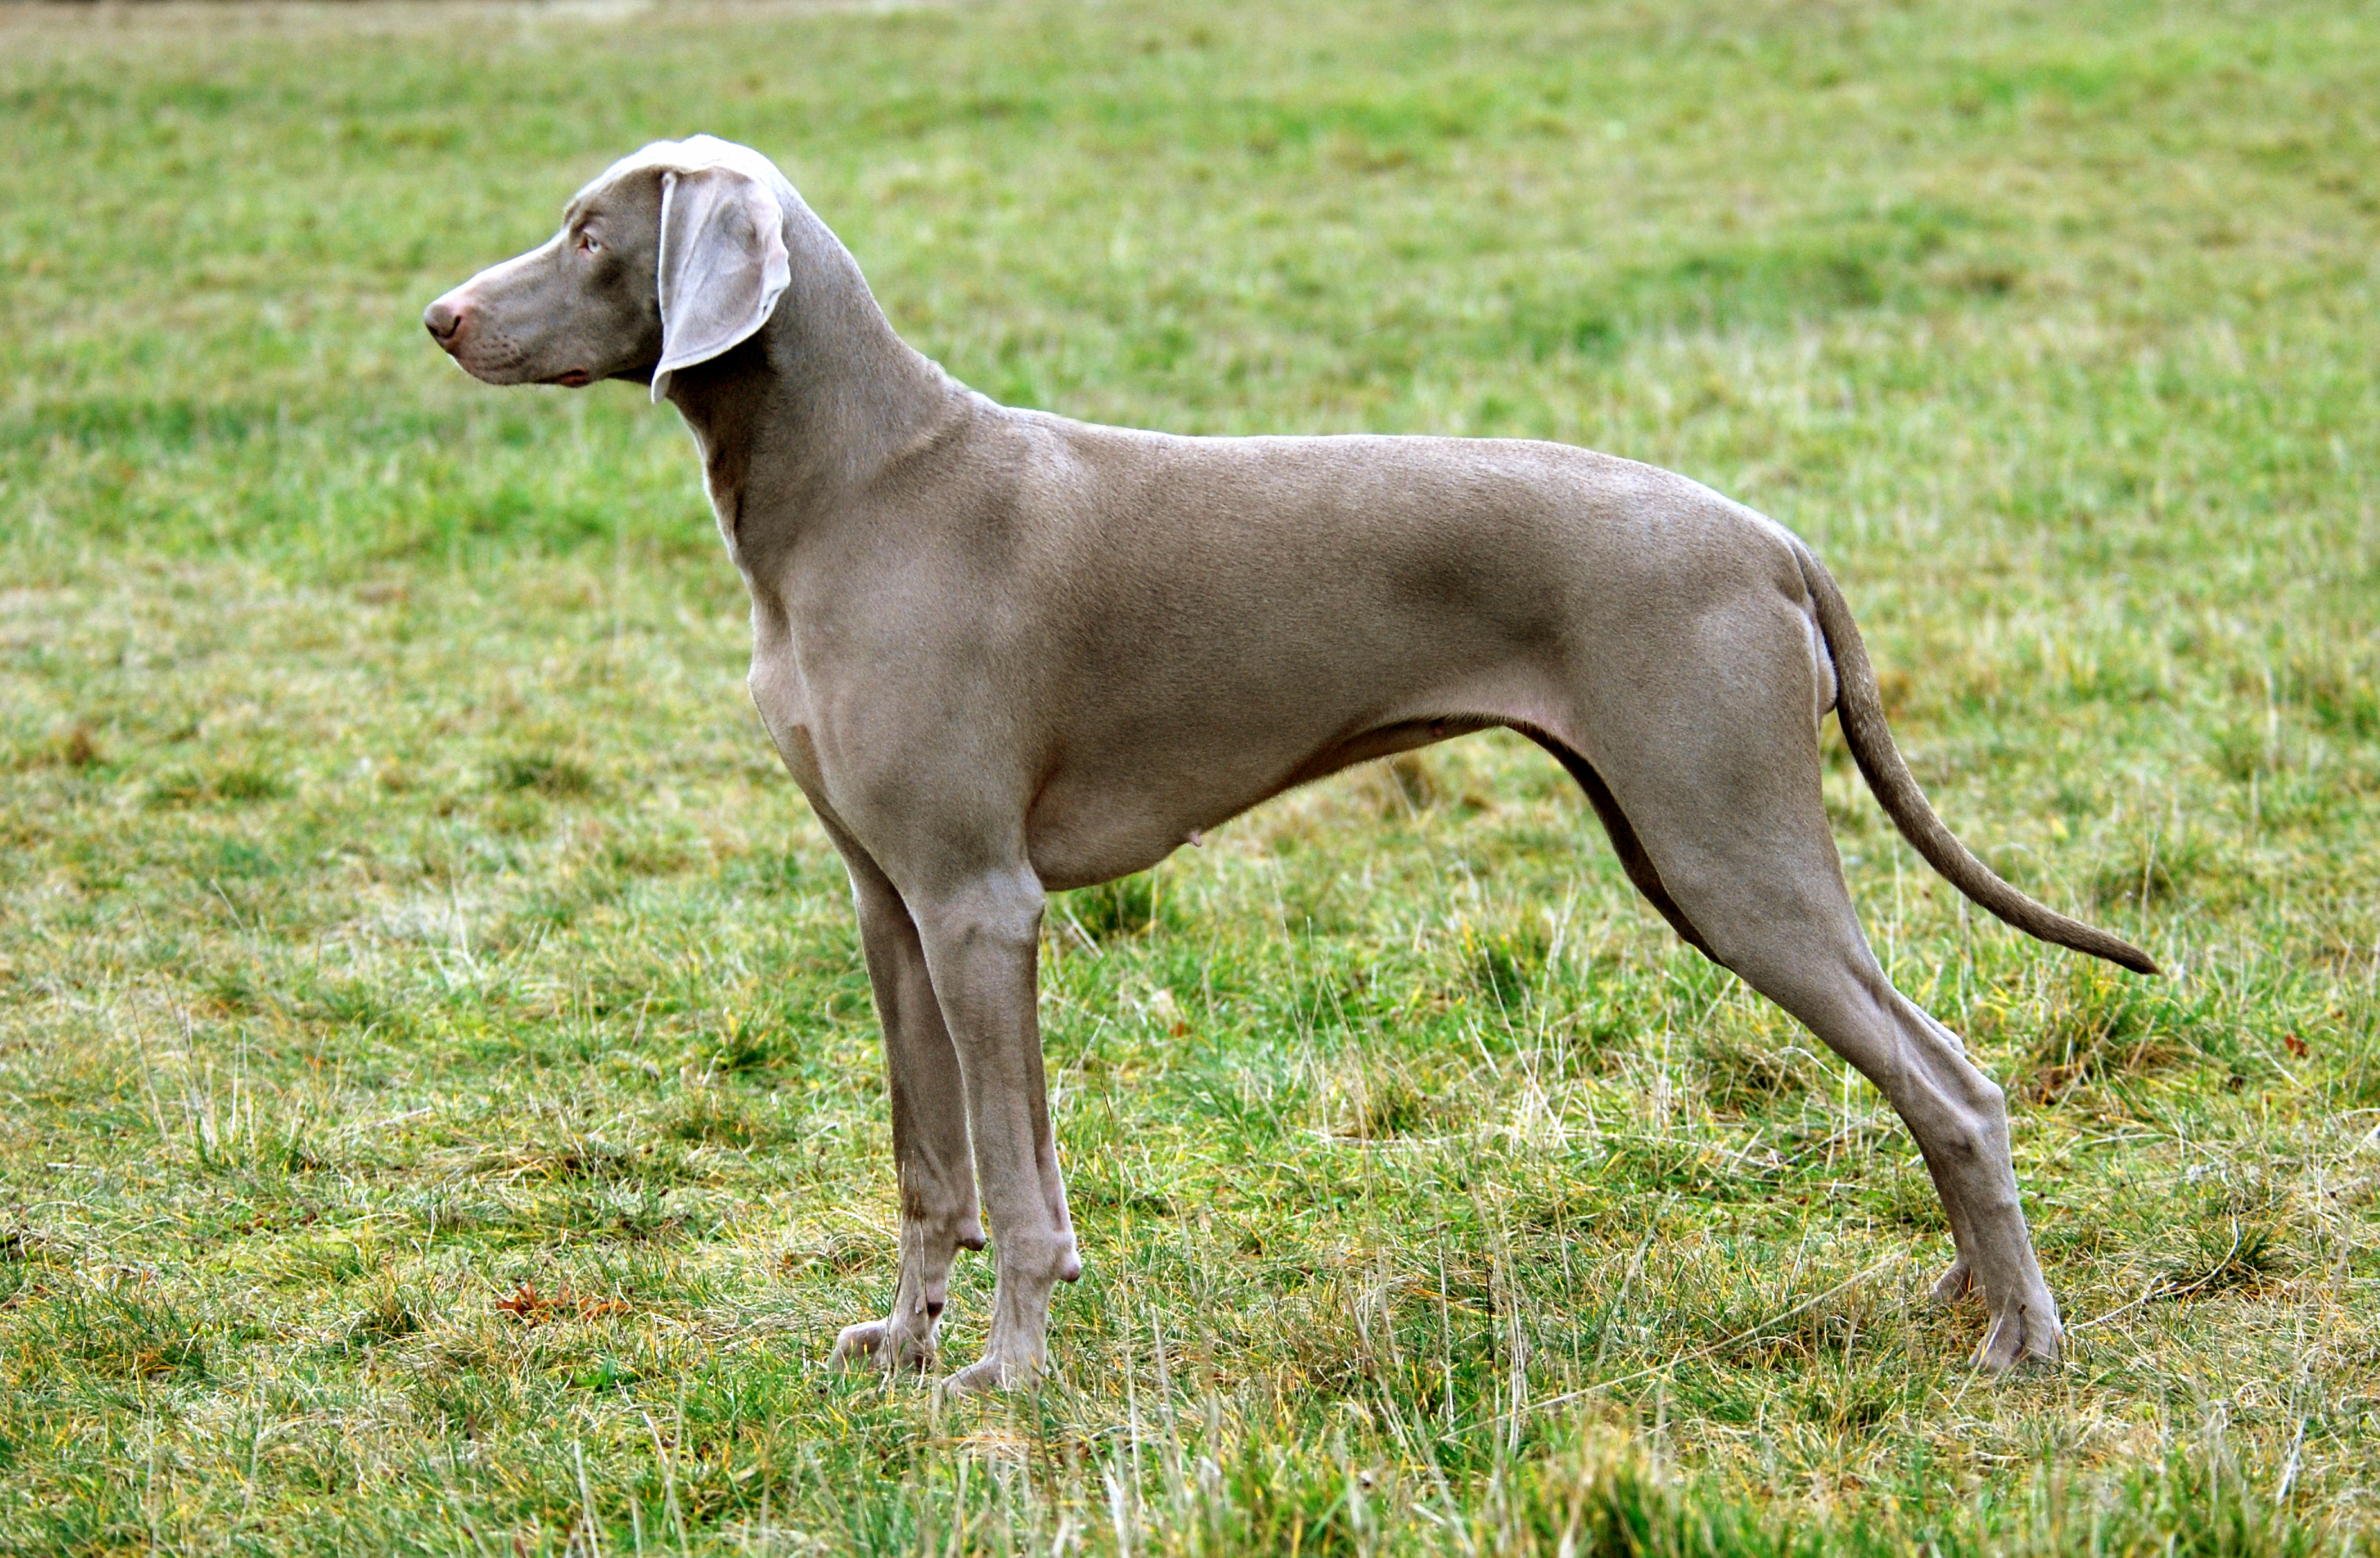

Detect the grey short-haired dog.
[{"left": 425, "top": 137, "right": 2155, "bottom": 1392}]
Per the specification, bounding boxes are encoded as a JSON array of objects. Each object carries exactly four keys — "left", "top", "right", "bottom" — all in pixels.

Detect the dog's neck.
[{"left": 663, "top": 193, "right": 959, "bottom": 568}]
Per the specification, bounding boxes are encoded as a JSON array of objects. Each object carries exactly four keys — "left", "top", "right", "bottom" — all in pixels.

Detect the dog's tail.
[{"left": 1793, "top": 542, "right": 2161, "bottom": 976}]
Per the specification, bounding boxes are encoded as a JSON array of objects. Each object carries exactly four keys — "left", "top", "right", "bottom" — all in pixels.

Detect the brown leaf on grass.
[
  {"left": 493, "top": 1282, "right": 630, "bottom": 1325},
  {"left": 51, "top": 725, "right": 100, "bottom": 768},
  {"left": 493, "top": 1282, "right": 549, "bottom": 1321}
]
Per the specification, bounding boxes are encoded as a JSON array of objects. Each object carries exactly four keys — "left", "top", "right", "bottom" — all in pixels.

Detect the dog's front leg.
[
  {"left": 822, "top": 830, "right": 984, "bottom": 1375},
  {"left": 910, "top": 865, "right": 1080, "bottom": 1392}
]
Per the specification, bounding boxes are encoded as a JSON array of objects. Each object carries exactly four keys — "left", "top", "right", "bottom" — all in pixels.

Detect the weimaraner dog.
[{"left": 425, "top": 137, "right": 2156, "bottom": 1390}]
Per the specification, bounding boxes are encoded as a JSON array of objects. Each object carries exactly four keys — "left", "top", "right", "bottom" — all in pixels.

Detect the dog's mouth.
[{"left": 546, "top": 369, "right": 595, "bottom": 388}]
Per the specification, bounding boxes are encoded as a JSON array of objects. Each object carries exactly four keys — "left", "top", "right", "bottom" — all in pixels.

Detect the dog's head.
[{"left": 423, "top": 136, "right": 792, "bottom": 401}]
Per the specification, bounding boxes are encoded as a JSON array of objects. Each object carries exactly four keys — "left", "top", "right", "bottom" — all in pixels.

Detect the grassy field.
[{"left": 3, "top": 0, "right": 2377, "bottom": 1551}]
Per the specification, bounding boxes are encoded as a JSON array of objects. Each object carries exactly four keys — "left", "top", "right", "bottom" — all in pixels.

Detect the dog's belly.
[
  {"left": 1024, "top": 812, "right": 1204, "bottom": 893},
  {"left": 1022, "top": 705, "right": 1521, "bottom": 891}
]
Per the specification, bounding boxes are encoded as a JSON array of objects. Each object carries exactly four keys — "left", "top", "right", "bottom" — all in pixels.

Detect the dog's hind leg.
[
  {"left": 1575, "top": 625, "right": 2061, "bottom": 1370},
  {"left": 820, "top": 821, "right": 986, "bottom": 1375},
  {"left": 1527, "top": 733, "right": 1713, "bottom": 958}
]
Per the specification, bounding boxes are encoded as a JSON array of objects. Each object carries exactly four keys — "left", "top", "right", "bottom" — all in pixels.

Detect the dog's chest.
[
  {"left": 744, "top": 613, "right": 827, "bottom": 800},
  {"left": 706, "top": 474, "right": 747, "bottom": 570}
]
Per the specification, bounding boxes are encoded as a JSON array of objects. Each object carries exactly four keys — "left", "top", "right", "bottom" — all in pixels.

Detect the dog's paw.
[
  {"left": 937, "top": 1350, "right": 1042, "bottom": 1397},
  {"left": 828, "top": 1318, "right": 934, "bottom": 1375},
  {"left": 1973, "top": 1296, "right": 2063, "bottom": 1373},
  {"left": 1928, "top": 1258, "right": 1974, "bottom": 1306}
]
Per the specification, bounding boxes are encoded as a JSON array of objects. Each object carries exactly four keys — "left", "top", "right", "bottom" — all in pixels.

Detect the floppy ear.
[{"left": 651, "top": 165, "right": 792, "bottom": 401}]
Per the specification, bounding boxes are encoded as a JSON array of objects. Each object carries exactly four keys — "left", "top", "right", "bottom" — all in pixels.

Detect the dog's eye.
[{"left": 576, "top": 233, "right": 599, "bottom": 255}]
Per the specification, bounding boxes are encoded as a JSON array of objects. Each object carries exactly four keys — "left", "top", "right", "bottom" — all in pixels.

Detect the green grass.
[{"left": 2, "top": 0, "right": 2377, "bottom": 1551}]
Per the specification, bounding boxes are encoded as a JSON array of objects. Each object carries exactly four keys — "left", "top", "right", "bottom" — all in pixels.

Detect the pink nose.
[{"left": 423, "top": 296, "right": 466, "bottom": 346}]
